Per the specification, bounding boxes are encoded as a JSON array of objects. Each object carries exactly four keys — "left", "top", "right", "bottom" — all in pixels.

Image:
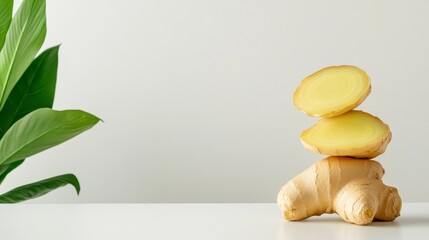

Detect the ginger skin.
[{"left": 277, "top": 157, "right": 401, "bottom": 225}]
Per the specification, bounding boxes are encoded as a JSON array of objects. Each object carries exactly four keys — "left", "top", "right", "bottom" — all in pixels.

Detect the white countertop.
[{"left": 0, "top": 203, "right": 427, "bottom": 240}]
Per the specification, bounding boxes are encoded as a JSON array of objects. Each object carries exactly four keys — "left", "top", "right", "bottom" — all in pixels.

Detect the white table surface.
[{"left": 0, "top": 203, "right": 427, "bottom": 240}]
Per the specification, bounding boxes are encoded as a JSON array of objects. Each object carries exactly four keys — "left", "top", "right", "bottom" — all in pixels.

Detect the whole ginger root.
[{"left": 277, "top": 156, "right": 401, "bottom": 225}]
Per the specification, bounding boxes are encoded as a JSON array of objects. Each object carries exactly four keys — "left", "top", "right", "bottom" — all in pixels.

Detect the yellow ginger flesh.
[
  {"left": 300, "top": 110, "right": 391, "bottom": 158},
  {"left": 277, "top": 157, "right": 401, "bottom": 225},
  {"left": 293, "top": 65, "right": 371, "bottom": 118}
]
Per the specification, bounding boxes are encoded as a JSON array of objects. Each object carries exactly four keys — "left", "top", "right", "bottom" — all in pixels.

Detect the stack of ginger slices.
[{"left": 277, "top": 65, "right": 402, "bottom": 225}]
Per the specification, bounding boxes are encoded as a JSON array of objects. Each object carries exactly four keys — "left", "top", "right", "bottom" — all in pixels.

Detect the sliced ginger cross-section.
[
  {"left": 293, "top": 65, "right": 371, "bottom": 118},
  {"left": 301, "top": 110, "right": 391, "bottom": 158}
]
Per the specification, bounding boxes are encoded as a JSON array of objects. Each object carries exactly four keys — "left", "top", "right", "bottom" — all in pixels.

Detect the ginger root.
[
  {"left": 277, "top": 157, "right": 401, "bottom": 225},
  {"left": 293, "top": 65, "right": 371, "bottom": 118},
  {"left": 300, "top": 110, "right": 391, "bottom": 158}
]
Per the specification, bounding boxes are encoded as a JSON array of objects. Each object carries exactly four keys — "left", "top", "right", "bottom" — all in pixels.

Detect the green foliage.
[
  {"left": 0, "top": 0, "right": 100, "bottom": 203},
  {"left": 0, "top": 0, "right": 46, "bottom": 110},
  {"left": 0, "top": 174, "right": 80, "bottom": 203},
  {"left": 0, "top": 108, "right": 100, "bottom": 165},
  {"left": 0, "top": 160, "right": 23, "bottom": 184},
  {"left": 0, "top": 45, "right": 59, "bottom": 138},
  {"left": 0, "top": 0, "right": 12, "bottom": 49}
]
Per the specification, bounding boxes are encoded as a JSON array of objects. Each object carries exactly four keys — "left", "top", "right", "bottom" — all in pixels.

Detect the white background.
[{"left": 3, "top": 0, "right": 429, "bottom": 203}]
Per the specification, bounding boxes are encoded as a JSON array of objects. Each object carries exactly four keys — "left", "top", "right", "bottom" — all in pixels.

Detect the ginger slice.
[
  {"left": 293, "top": 65, "right": 371, "bottom": 118},
  {"left": 300, "top": 110, "right": 391, "bottom": 158}
]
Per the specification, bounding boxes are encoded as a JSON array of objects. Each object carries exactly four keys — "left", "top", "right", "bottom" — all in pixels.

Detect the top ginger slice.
[{"left": 293, "top": 65, "right": 371, "bottom": 118}]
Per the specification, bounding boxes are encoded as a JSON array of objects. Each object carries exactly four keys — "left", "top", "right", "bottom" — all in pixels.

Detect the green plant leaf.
[
  {"left": 0, "top": 45, "right": 59, "bottom": 138},
  {"left": 0, "top": 46, "right": 59, "bottom": 184},
  {"left": 0, "top": 173, "right": 79, "bottom": 203},
  {"left": 0, "top": 0, "right": 13, "bottom": 50},
  {"left": 0, "top": 159, "right": 23, "bottom": 184},
  {"left": 0, "top": 108, "right": 100, "bottom": 165},
  {"left": 0, "top": 0, "right": 46, "bottom": 111}
]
